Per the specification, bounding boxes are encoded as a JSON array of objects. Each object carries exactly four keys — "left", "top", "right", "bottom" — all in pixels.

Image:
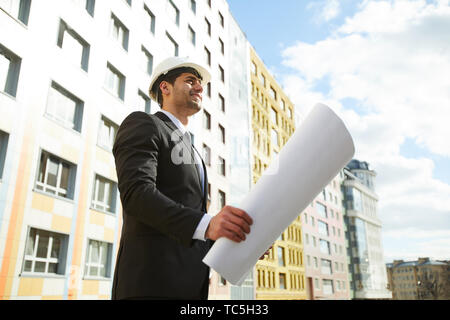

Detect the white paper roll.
[{"left": 202, "top": 103, "right": 355, "bottom": 285}]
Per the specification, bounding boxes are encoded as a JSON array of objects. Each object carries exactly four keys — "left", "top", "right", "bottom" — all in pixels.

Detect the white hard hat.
[{"left": 149, "top": 56, "right": 211, "bottom": 102}]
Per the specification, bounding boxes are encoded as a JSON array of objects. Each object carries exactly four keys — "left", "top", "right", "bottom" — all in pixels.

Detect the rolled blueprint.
[{"left": 202, "top": 103, "right": 355, "bottom": 285}]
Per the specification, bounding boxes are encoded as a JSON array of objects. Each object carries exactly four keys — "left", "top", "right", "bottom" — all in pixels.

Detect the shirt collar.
[{"left": 159, "top": 109, "right": 188, "bottom": 135}]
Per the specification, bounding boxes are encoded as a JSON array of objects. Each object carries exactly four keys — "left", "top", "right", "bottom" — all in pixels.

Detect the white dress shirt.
[{"left": 159, "top": 110, "right": 212, "bottom": 241}]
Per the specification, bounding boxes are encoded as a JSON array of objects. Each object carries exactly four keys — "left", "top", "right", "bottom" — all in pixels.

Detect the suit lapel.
[{"left": 154, "top": 111, "right": 207, "bottom": 206}]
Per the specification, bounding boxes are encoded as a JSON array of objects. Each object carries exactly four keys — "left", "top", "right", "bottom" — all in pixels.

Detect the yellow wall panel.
[
  {"left": 89, "top": 211, "right": 105, "bottom": 226},
  {"left": 31, "top": 192, "right": 55, "bottom": 213},
  {"left": 18, "top": 278, "right": 44, "bottom": 296},
  {"left": 51, "top": 215, "right": 72, "bottom": 234},
  {"left": 82, "top": 280, "right": 99, "bottom": 296}
]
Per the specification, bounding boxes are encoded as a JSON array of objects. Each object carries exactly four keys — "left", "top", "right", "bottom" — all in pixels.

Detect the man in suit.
[{"left": 111, "top": 56, "right": 253, "bottom": 300}]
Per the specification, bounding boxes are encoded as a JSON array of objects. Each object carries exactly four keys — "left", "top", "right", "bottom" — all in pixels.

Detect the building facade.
[
  {"left": 386, "top": 258, "right": 450, "bottom": 300},
  {"left": 249, "top": 47, "right": 306, "bottom": 300},
  {"left": 302, "top": 172, "right": 351, "bottom": 300},
  {"left": 0, "top": 0, "right": 239, "bottom": 299},
  {"left": 342, "top": 160, "right": 391, "bottom": 299}
]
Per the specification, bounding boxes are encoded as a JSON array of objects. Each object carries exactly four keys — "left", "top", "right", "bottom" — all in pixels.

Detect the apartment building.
[
  {"left": 302, "top": 172, "right": 351, "bottom": 300},
  {"left": 343, "top": 160, "right": 391, "bottom": 299},
  {"left": 0, "top": 0, "right": 237, "bottom": 299},
  {"left": 386, "top": 258, "right": 450, "bottom": 300},
  {"left": 248, "top": 47, "right": 306, "bottom": 300}
]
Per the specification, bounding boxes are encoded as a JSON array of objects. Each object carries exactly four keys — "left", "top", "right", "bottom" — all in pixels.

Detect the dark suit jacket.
[{"left": 111, "top": 111, "right": 212, "bottom": 300}]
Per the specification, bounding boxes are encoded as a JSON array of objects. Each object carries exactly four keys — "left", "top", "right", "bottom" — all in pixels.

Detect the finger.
[
  {"left": 229, "top": 207, "right": 253, "bottom": 226},
  {"left": 223, "top": 229, "right": 243, "bottom": 243},
  {"left": 224, "top": 221, "right": 246, "bottom": 241},
  {"left": 227, "top": 214, "right": 251, "bottom": 234}
]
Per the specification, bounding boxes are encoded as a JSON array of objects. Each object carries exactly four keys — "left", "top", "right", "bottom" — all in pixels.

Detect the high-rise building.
[
  {"left": 342, "top": 159, "right": 391, "bottom": 299},
  {"left": 302, "top": 171, "right": 351, "bottom": 300},
  {"left": 0, "top": 0, "right": 237, "bottom": 299},
  {"left": 249, "top": 47, "right": 306, "bottom": 300},
  {"left": 386, "top": 258, "right": 450, "bottom": 300}
]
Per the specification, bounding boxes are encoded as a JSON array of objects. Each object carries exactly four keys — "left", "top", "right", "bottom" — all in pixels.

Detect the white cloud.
[
  {"left": 281, "top": 0, "right": 450, "bottom": 261},
  {"left": 307, "top": 0, "right": 342, "bottom": 23}
]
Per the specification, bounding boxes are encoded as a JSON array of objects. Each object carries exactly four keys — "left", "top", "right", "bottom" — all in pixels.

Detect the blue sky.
[{"left": 228, "top": 0, "right": 450, "bottom": 262}]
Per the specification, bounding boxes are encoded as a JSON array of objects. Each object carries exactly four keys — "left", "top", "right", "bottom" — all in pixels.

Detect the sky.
[{"left": 227, "top": 0, "right": 450, "bottom": 263}]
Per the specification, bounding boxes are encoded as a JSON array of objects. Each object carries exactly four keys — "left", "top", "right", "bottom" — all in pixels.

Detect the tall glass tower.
[{"left": 342, "top": 160, "right": 392, "bottom": 299}]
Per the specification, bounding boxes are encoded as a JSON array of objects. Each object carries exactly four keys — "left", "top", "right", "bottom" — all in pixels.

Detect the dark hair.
[{"left": 152, "top": 67, "right": 203, "bottom": 107}]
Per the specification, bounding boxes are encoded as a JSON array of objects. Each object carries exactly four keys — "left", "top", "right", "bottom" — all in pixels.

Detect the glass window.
[
  {"left": 218, "top": 94, "right": 225, "bottom": 112},
  {"left": 84, "top": 240, "right": 112, "bottom": 278},
  {"left": 321, "top": 259, "right": 332, "bottom": 275},
  {"left": 218, "top": 156, "right": 226, "bottom": 176},
  {"left": 105, "top": 62, "right": 125, "bottom": 100},
  {"left": 278, "top": 247, "right": 285, "bottom": 266},
  {"left": 0, "top": 130, "right": 9, "bottom": 179},
  {"left": 46, "top": 82, "right": 83, "bottom": 131},
  {"left": 320, "top": 239, "right": 331, "bottom": 255},
  {"left": 322, "top": 279, "right": 334, "bottom": 295},
  {"left": 144, "top": 5, "right": 155, "bottom": 34},
  {"left": 204, "top": 46, "right": 211, "bottom": 66},
  {"left": 141, "top": 46, "right": 153, "bottom": 75},
  {"left": 316, "top": 202, "right": 327, "bottom": 218},
  {"left": 318, "top": 220, "right": 329, "bottom": 236},
  {"left": 98, "top": 116, "right": 118, "bottom": 151},
  {"left": 36, "top": 151, "right": 75, "bottom": 199},
  {"left": 110, "top": 13, "right": 129, "bottom": 51},
  {"left": 271, "top": 108, "right": 278, "bottom": 125},
  {"left": 218, "top": 124, "right": 225, "bottom": 144},
  {"left": 138, "top": 90, "right": 151, "bottom": 113},
  {"left": 271, "top": 128, "right": 278, "bottom": 147},
  {"left": 91, "top": 174, "right": 116, "bottom": 213},
  {"left": 203, "top": 110, "right": 211, "bottom": 130},
  {"left": 165, "top": 32, "right": 178, "bottom": 56},
  {"left": 0, "top": 43, "right": 22, "bottom": 97},
  {"left": 22, "top": 228, "right": 68, "bottom": 275},
  {"left": 0, "top": 0, "right": 31, "bottom": 24},
  {"left": 279, "top": 273, "right": 286, "bottom": 289},
  {"left": 167, "top": 0, "right": 179, "bottom": 26},
  {"left": 188, "top": 25, "right": 196, "bottom": 46},
  {"left": 205, "top": 18, "right": 211, "bottom": 36},
  {"left": 202, "top": 144, "right": 211, "bottom": 166},
  {"left": 57, "top": 20, "right": 90, "bottom": 71}
]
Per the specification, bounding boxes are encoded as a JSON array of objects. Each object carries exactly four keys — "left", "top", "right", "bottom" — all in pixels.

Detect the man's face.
[{"left": 171, "top": 72, "right": 204, "bottom": 114}]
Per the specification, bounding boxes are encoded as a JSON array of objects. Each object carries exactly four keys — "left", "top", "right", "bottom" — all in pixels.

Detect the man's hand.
[{"left": 205, "top": 206, "right": 253, "bottom": 242}]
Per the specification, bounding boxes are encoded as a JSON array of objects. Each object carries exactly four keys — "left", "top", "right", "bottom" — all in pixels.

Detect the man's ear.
[{"left": 160, "top": 81, "right": 171, "bottom": 95}]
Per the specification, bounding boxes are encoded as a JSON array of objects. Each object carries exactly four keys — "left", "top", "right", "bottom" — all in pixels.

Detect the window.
[
  {"left": 206, "top": 82, "right": 211, "bottom": 98},
  {"left": 218, "top": 156, "right": 226, "bottom": 176},
  {"left": 278, "top": 247, "right": 285, "bottom": 266},
  {"left": 318, "top": 220, "right": 329, "bottom": 236},
  {"left": 57, "top": 20, "right": 90, "bottom": 71},
  {"left": 138, "top": 90, "right": 151, "bottom": 113},
  {"left": 105, "top": 62, "right": 125, "bottom": 100},
  {"left": 320, "top": 239, "right": 331, "bottom": 255},
  {"left": 98, "top": 116, "right": 118, "bottom": 151},
  {"left": 316, "top": 202, "right": 327, "bottom": 218},
  {"left": 219, "top": 65, "right": 224, "bottom": 82},
  {"left": 218, "top": 93, "right": 225, "bottom": 112},
  {"left": 203, "top": 110, "right": 211, "bottom": 130},
  {"left": 202, "top": 144, "right": 211, "bottom": 166},
  {"left": 218, "top": 11, "right": 224, "bottom": 27},
  {"left": 22, "top": 228, "right": 68, "bottom": 275},
  {"left": 321, "top": 259, "right": 332, "bottom": 275},
  {"left": 218, "top": 190, "right": 226, "bottom": 208},
  {"left": 219, "top": 38, "right": 224, "bottom": 55},
  {"left": 190, "top": 0, "right": 196, "bottom": 14},
  {"left": 271, "top": 108, "right": 278, "bottom": 125},
  {"left": 270, "top": 86, "right": 277, "bottom": 101},
  {"left": 110, "top": 13, "right": 129, "bottom": 51},
  {"left": 279, "top": 273, "right": 286, "bottom": 289},
  {"left": 167, "top": 0, "right": 179, "bottom": 26},
  {"left": 0, "top": 130, "right": 9, "bottom": 179},
  {"left": 0, "top": 43, "right": 22, "bottom": 97},
  {"left": 85, "top": 0, "right": 95, "bottom": 16},
  {"left": 281, "top": 99, "right": 286, "bottom": 110},
  {"left": 0, "top": 0, "right": 31, "bottom": 25},
  {"left": 218, "top": 124, "right": 225, "bottom": 144},
  {"left": 144, "top": 5, "right": 155, "bottom": 34},
  {"left": 84, "top": 240, "right": 112, "bottom": 278},
  {"left": 45, "top": 81, "right": 84, "bottom": 132},
  {"left": 271, "top": 128, "right": 278, "bottom": 147},
  {"left": 91, "top": 174, "right": 117, "bottom": 213},
  {"left": 205, "top": 18, "right": 211, "bottom": 36},
  {"left": 251, "top": 61, "right": 257, "bottom": 75},
  {"left": 188, "top": 25, "right": 196, "bottom": 46},
  {"left": 141, "top": 46, "right": 153, "bottom": 75},
  {"left": 36, "top": 151, "right": 76, "bottom": 199},
  {"left": 204, "top": 46, "right": 211, "bottom": 66},
  {"left": 322, "top": 279, "right": 334, "bottom": 295},
  {"left": 260, "top": 73, "right": 266, "bottom": 87},
  {"left": 165, "top": 32, "right": 178, "bottom": 56}
]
